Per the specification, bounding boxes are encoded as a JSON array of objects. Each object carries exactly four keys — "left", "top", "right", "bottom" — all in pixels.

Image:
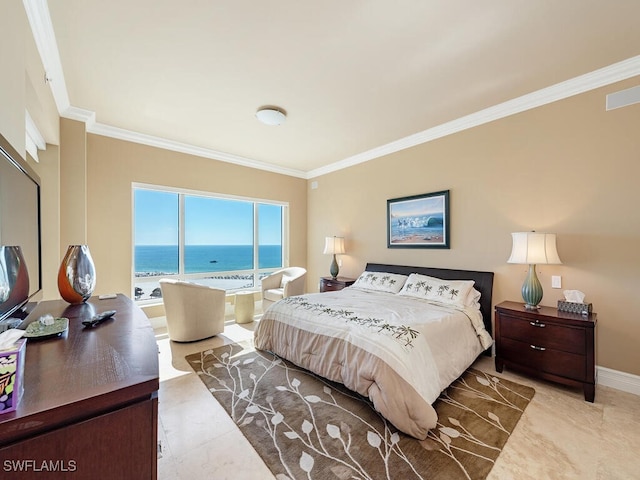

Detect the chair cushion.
[{"left": 264, "top": 288, "right": 284, "bottom": 302}]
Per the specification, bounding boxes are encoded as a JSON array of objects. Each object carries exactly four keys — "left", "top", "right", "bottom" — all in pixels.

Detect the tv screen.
[{"left": 0, "top": 134, "right": 42, "bottom": 321}]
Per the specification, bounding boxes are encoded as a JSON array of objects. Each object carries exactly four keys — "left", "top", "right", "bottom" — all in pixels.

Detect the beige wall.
[
  {"left": 37, "top": 145, "right": 61, "bottom": 300},
  {"left": 0, "top": 3, "right": 60, "bottom": 301},
  {"left": 308, "top": 77, "right": 640, "bottom": 376},
  {"left": 0, "top": 1, "right": 27, "bottom": 154},
  {"left": 84, "top": 134, "right": 307, "bottom": 302},
  {"left": 59, "top": 119, "right": 88, "bottom": 247},
  {"left": 2, "top": 2, "right": 639, "bottom": 379},
  {"left": 25, "top": 23, "right": 60, "bottom": 148},
  {"left": 0, "top": 2, "right": 59, "bottom": 157}
]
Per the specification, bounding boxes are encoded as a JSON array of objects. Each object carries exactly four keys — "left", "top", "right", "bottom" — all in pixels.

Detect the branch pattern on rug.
[
  {"left": 188, "top": 343, "right": 535, "bottom": 480},
  {"left": 281, "top": 296, "right": 420, "bottom": 348}
]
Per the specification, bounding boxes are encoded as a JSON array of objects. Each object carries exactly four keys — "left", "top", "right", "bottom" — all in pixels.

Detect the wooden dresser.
[
  {"left": 0, "top": 295, "right": 159, "bottom": 479},
  {"left": 495, "top": 300, "right": 596, "bottom": 402}
]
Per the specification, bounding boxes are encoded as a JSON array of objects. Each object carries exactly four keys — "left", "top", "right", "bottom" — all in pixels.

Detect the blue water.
[
  {"left": 135, "top": 245, "right": 282, "bottom": 275},
  {"left": 390, "top": 213, "right": 444, "bottom": 242}
]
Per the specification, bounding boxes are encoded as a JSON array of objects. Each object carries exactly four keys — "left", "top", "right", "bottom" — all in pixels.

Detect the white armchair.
[
  {"left": 159, "top": 279, "right": 226, "bottom": 342},
  {"left": 261, "top": 267, "right": 307, "bottom": 311}
]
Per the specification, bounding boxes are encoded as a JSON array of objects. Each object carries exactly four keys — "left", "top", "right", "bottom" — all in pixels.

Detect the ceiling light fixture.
[{"left": 256, "top": 106, "right": 287, "bottom": 126}]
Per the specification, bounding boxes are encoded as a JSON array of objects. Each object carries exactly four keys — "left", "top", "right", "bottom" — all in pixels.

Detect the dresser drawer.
[
  {"left": 501, "top": 337, "right": 587, "bottom": 381},
  {"left": 500, "top": 316, "right": 586, "bottom": 355}
]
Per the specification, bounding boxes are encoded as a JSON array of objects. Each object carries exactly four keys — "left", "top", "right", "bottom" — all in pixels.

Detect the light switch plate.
[{"left": 551, "top": 276, "right": 562, "bottom": 289}]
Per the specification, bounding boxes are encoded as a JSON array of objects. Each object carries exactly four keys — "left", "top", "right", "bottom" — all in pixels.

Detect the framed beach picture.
[{"left": 387, "top": 190, "right": 450, "bottom": 249}]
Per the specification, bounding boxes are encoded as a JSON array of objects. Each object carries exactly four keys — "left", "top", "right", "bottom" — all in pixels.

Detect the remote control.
[{"left": 82, "top": 310, "right": 116, "bottom": 327}]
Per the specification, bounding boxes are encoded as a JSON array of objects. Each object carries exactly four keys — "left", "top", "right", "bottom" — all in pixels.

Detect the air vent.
[{"left": 606, "top": 85, "right": 640, "bottom": 111}]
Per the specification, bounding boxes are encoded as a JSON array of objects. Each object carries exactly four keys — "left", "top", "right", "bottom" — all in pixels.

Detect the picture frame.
[{"left": 387, "top": 190, "right": 450, "bottom": 249}]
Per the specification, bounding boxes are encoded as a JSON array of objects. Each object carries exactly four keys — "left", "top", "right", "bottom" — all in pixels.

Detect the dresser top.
[{"left": 0, "top": 294, "right": 159, "bottom": 444}]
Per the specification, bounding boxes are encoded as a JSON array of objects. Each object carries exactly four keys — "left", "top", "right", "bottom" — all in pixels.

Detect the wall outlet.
[{"left": 551, "top": 275, "right": 562, "bottom": 289}]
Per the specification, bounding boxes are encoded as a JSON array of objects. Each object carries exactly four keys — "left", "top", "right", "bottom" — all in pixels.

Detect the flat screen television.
[{"left": 0, "top": 133, "right": 42, "bottom": 321}]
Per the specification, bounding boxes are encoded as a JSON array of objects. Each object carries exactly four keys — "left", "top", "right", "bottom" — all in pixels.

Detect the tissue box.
[
  {"left": 0, "top": 338, "right": 26, "bottom": 414},
  {"left": 558, "top": 300, "right": 592, "bottom": 315}
]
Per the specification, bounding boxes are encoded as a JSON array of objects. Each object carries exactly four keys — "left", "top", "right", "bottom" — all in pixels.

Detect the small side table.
[
  {"left": 495, "top": 300, "right": 597, "bottom": 402},
  {"left": 235, "top": 291, "right": 255, "bottom": 324},
  {"left": 319, "top": 276, "right": 356, "bottom": 292}
]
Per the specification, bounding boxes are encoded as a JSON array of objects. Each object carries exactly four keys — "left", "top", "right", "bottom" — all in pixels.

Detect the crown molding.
[
  {"left": 84, "top": 121, "right": 308, "bottom": 179},
  {"left": 62, "top": 106, "right": 306, "bottom": 177},
  {"left": 25, "top": 109, "right": 46, "bottom": 162},
  {"left": 23, "top": 0, "right": 70, "bottom": 114},
  {"left": 24, "top": 0, "right": 640, "bottom": 180},
  {"left": 63, "top": 106, "right": 96, "bottom": 126},
  {"left": 308, "top": 55, "right": 640, "bottom": 179}
]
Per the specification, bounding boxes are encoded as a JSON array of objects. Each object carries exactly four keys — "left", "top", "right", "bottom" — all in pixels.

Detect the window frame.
[{"left": 132, "top": 182, "right": 289, "bottom": 304}]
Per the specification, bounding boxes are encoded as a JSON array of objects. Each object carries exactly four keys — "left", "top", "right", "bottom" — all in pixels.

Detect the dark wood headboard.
[{"left": 365, "top": 263, "right": 495, "bottom": 353}]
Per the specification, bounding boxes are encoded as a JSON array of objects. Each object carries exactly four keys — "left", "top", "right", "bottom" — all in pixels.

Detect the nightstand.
[
  {"left": 319, "top": 276, "right": 356, "bottom": 292},
  {"left": 495, "top": 301, "right": 597, "bottom": 402}
]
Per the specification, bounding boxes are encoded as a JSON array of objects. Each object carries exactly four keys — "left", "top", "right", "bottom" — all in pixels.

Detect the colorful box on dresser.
[{"left": 0, "top": 338, "right": 26, "bottom": 414}]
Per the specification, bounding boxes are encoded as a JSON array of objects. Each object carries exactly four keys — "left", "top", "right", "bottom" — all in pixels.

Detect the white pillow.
[
  {"left": 398, "top": 273, "right": 475, "bottom": 308},
  {"left": 465, "top": 287, "right": 481, "bottom": 309},
  {"left": 351, "top": 271, "right": 408, "bottom": 294}
]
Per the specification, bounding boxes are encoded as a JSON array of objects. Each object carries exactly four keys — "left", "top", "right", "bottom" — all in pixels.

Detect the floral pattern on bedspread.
[{"left": 281, "top": 296, "right": 420, "bottom": 348}]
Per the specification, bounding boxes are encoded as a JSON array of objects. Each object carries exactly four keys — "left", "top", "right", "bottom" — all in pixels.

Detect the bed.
[{"left": 254, "top": 263, "right": 494, "bottom": 439}]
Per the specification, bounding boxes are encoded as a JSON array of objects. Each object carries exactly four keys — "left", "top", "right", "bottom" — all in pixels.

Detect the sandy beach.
[
  {"left": 134, "top": 275, "right": 255, "bottom": 301},
  {"left": 390, "top": 233, "right": 444, "bottom": 244}
]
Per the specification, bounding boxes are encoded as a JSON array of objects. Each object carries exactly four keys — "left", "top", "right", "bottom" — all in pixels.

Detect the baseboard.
[{"left": 597, "top": 365, "right": 640, "bottom": 396}]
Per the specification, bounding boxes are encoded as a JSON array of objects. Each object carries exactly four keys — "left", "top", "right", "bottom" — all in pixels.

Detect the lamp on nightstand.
[
  {"left": 323, "top": 236, "right": 345, "bottom": 278},
  {"left": 508, "top": 231, "right": 561, "bottom": 310}
]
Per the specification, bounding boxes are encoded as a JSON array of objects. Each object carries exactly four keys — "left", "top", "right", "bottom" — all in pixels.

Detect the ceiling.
[{"left": 33, "top": 1, "right": 640, "bottom": 177}]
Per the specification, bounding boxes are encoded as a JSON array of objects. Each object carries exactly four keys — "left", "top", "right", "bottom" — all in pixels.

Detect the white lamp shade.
[
  {"left": 508, "top": 232, "right": 562, "bottom": 265},
  {"left": 323, "top": 236, "right": 345, "bottom": 255}
]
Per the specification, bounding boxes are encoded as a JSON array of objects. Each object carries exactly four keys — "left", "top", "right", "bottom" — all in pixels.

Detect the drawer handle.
[
  {"left": 530, "top": 321, "right": 546, "bottom": 328},
  {"left": 530, "top": 345, "right": 546, "bottom": 351}
]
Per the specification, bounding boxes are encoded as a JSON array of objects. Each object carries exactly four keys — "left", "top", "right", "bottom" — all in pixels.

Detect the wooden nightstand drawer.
[
  {"left": 500, "top": 316, "right": 586, "bottom": 355},
  {"left": 319, "top": 277, "right": 355, "bottom": 292},
  {"left": 321, "top": 279, "right": 342, "bottom": 291},
  {"left": 501, "top": 337, "right": 587, "bottom": 381}
]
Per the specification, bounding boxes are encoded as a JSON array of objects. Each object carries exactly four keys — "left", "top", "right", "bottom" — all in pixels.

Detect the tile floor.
[{"left": 156, "top": 316, "right": 640, "bottom": 480}]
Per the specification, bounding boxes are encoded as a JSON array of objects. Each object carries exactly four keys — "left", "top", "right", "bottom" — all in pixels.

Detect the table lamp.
[
  {"left": 508, "top": 231, "right": 561, "bottom": 310},
  {"left": 323, "top": 236, "right": 345, "bottom": 278}
]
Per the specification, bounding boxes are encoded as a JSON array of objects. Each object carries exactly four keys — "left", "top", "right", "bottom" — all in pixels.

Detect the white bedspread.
[{"left": 254, "top": 287, "right": 492, "bottom": 438}]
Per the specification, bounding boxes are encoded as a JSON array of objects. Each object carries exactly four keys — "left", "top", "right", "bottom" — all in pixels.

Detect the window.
[{"left": 133, "top": 185, "right": 286, "bottom": 302}]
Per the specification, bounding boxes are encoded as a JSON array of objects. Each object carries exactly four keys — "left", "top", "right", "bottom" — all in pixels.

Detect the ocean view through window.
[{"left": 133, "top": 186, "right": 286, "bottom": 302}]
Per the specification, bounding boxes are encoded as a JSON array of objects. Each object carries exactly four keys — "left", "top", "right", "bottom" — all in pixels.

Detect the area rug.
[{"left": 186, "top": 342, "right": 535, "bottom": 480}]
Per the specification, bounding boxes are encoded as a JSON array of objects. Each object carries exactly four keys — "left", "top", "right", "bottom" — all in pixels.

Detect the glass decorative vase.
[
  {"left": 57, "top": 245, "right": 96, "bottom": 304},
  {"left": 0, "top": 254, "right": 10, "bottom": 304},
  {"left": 0, "top": 246, "right": 30, "bottom": 310}
]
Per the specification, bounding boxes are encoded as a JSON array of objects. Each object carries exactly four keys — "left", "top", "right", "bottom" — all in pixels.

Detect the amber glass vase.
[{"left": 57, "top": 245, "right": 96, "bottom": 304}]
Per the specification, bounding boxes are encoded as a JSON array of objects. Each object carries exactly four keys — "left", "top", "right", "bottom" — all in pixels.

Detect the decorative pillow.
[
  {"left": 351, "top": 271, "right": 408, "bottom": 294},
  {"left": 398, "top": 273, "right": 476, "bottom": 308}
]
